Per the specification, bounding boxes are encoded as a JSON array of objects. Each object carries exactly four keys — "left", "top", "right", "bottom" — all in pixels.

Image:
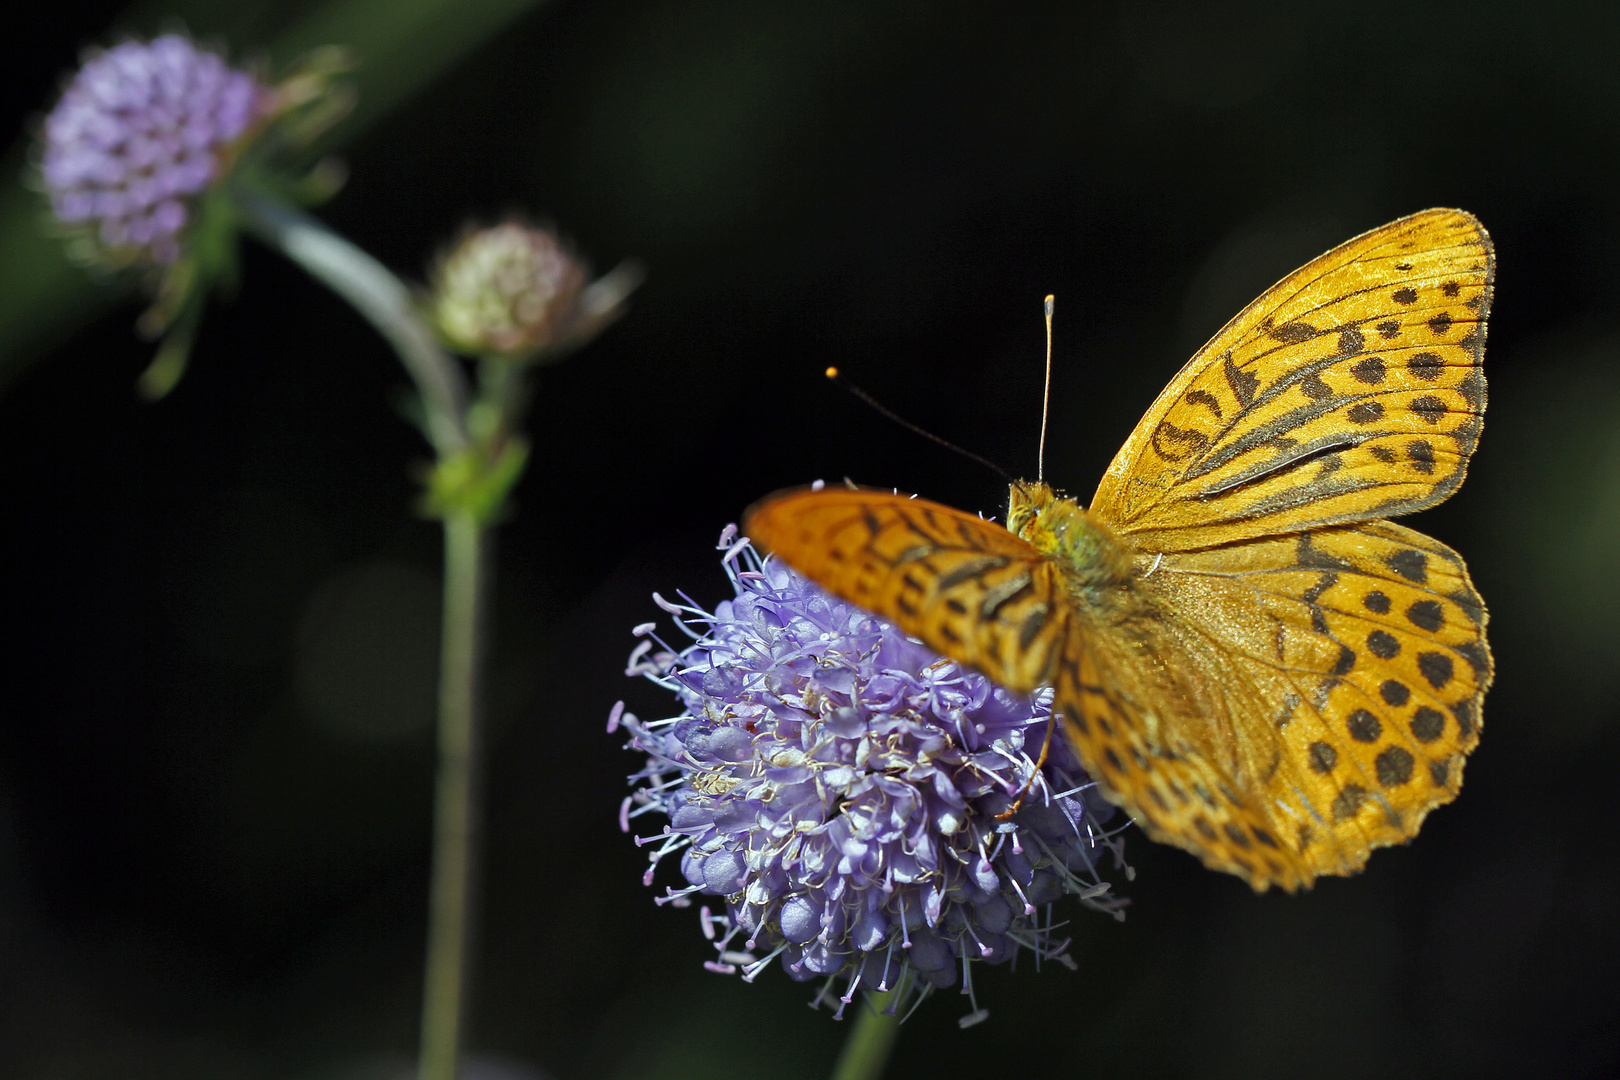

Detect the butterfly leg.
[{"left": 996, "top": 709, "right": 1057, "bottom": 820}]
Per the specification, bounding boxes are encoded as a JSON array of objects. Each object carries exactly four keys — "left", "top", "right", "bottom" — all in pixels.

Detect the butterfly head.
[
  {"left": 1005, "top": 480, "right": 1059, "bottom": 538},
  {"left": 1007, "top": 481, "right": 1132, "bottom": 594}
]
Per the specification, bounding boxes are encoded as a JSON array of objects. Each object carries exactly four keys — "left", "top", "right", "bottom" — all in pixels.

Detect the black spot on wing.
[
  {"left": 1332, "top": 784, "right": 1369, "bottom": 822},
  {"left": 1408, "top": 352, "right": 1444, "bottom": 380},
  {"left": 1376, "top": 746, "right": 1415, "bottom": 786},
  {"left": 1405, "top": 600, "right": 1444, "bottom": 632},
  {"left": 1386, "top": 549, "right": 1428, "bottom": 583},
  {"left": 1351, "top": 356, "right": 1386, "bottom": 384},
  {"left": 1270, "top": 322, "right": 1320, "bottom": 344},
  {"left": 1418, "top": 652, "right": 1455, "bottom": 688},
  {"left": 1367, "top": 631, "right": 1400, "bottom": 659},
  {"left": 1347, "top": 710, "right": 1382, "bottom": 742},
  {"left": 1411, "top": 707, "right": 1445, "bottom": 742},
  {"left": 1300, "top": 373, "right": 1333, "bottom": 400},
  {"left": 1459, "top": 371, "right": 1486, "bottom": 409},
  {"left": 1309, "top": 741, "right": 1338, "bottom": 773},
  {"left": 1410, "top": 396, "right": 1447, "bottom": 423}
]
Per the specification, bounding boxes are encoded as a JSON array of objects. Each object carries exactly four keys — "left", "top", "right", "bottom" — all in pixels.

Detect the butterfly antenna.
[
  {"left": 1038, "top": 294, "right": 1054, "bottom": 483},
  {"left": 825, "top": 367, "right": 1017, "bottom": 486}
]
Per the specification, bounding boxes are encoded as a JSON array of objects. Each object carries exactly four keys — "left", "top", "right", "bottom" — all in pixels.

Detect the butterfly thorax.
[{"left": 1006, "top": 482, "right": 1135, "bottom": 616}]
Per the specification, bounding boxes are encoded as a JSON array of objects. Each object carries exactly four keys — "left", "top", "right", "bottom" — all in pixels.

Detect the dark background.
[{"left": 3, "top": 2, "right": 1620, "bottom": 1077}]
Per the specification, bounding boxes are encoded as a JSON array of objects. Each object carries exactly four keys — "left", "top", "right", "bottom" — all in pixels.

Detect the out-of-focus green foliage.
[{"left": 0, "top": 0, "right": 546, "bottom": 388}]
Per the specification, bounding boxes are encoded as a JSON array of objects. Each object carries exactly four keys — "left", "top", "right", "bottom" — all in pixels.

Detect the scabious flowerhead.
[
  {"left": 427, "top": 221, "right": 644, "bottom": 361},
  {"left": 39, "top": 34, "right": 272, "bottom": 265},
  {"left": 616, "top": 525, "right": 1128, "bottom": 1024},
  {"left": 428, "top": 223, "right": 588, "bottom": 357}
]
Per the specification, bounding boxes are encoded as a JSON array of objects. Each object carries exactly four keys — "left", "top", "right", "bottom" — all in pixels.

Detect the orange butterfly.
[{"left": 745, "top": 209, "right": 1493, "bottom": 892}]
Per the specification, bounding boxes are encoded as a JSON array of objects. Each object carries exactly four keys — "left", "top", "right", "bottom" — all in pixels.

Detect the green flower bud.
[{"left": 428, "top": 222, "right": 590, "bottom": 358}]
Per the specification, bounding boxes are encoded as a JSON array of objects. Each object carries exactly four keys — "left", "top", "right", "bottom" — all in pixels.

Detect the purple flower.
[
  {"left": 40, "top": 34, "right": 270, "bottom": 263},
  {"left": 616, "top": 525, "right": 1128, "bottom": 1024}
]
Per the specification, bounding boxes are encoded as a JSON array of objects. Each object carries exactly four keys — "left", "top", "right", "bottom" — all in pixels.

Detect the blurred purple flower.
[
  {"left": 616, "top": 524, "right": 1128, "bottom": 1024},
  {"left": 40, "top": 34, "right": 270, "bottom": 263}
]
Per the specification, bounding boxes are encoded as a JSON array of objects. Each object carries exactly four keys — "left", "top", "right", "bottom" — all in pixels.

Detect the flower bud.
[{"left": 428, "top": 222, "right": 590, "bottom": 358}]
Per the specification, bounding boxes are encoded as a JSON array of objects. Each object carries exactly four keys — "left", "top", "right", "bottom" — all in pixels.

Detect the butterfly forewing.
[
  {"left": 1091, "top": 209, "right": 1492, "bottom": 552},
  {"left": 743, "top": 489, "right": 1071, "bottom": 692}
]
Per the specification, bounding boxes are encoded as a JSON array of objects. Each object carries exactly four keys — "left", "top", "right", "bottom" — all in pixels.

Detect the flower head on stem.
[
  {"left": 39, "top": 33, "right": 272, "bottom": 267},
  {"left": 618, "top": 526, "right": 1129, "bottom": 1026},
  {"left": 427, "top": 220, "right": 644, "bottom": 363},
  {"left": 33, "top": 33, "right": 354, "bottom": 399}
]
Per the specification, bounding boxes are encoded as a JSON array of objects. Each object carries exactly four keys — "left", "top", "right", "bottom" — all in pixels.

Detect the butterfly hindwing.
[
  {"left": 1051, "top": 631, "right": 1316, "bottom": 890},
  {"left": 1090, "top": 209, "right": 1492, "bottom": 552},
  {"left": 1140, "top": 519, "right": 1490, "bottom": 881}
]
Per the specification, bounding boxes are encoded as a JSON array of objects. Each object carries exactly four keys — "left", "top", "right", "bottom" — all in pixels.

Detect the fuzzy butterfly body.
[{"left": 744, "top": 209, "right": 1493, "bottom": 891}]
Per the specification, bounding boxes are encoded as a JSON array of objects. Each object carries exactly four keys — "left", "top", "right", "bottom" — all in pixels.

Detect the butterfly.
[{"left": 743, "top": 209, "right": 1493, "bottom": 892}]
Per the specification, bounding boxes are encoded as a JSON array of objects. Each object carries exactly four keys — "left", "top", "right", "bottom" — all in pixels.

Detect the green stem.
[
  {"left": 234, "top": 186, "right": 470, "bottom": 456},
  {"left": 238, "top": 189, "right": 491, "bottom": 1080},
  {"left": 419, "top": 510, "right": 489, "bottom": 1080},
  {"left": 829, "top": 991, "right": 900, "bottom": 1080}
]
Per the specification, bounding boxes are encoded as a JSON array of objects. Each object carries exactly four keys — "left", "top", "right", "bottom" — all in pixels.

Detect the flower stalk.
[
  {"left": 420, "top": 509, "right": 490, "bottom": 1080},
  {"left": 36, "top": 33, "right": 639, "bottom": 1080},
  {"left": 236, "top": 186, "right": 489, "bottom": 1080},
  {"left": 829, "top": 992, "right": 900, "bottom": 1080},
  {"left": 233, "top": 186, "right": 470, "bottom": 454}
]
